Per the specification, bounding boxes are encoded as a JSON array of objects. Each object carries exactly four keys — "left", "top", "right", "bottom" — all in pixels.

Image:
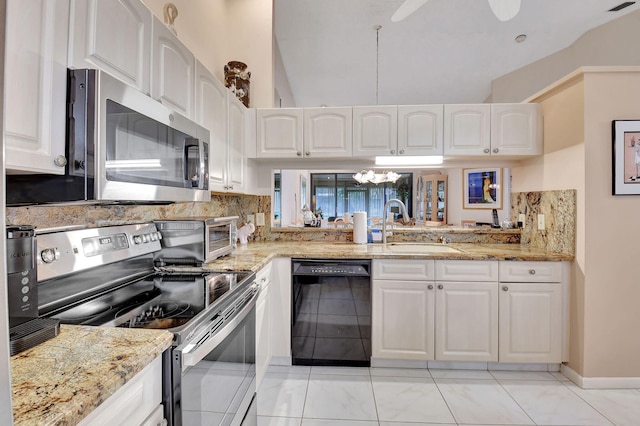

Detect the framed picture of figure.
[
  {"left": 612, "top": 120, "right": 640, "bottom": 195},
  {"left": 463, "top": 168, "right": 502, "bottom": 209}
]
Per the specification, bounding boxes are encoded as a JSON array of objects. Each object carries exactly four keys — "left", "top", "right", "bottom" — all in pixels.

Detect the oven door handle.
[{"left": 176, "top": 283, "right": 259, "bottom": 370}]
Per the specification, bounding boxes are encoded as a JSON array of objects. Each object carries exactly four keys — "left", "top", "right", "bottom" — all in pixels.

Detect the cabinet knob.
[
  {"left": 169, "top": 114, "right": 174, "bottom": 122},
  {"left": 483, "top": 148, "right": 490, "bottom": 154},
  {"left": 493, "top": 148, "right": 499, "bottom": 153},
  {"left": 305, "top": 152, "right": 310, "bottom": 156},
  {"left": 437, "top": 284, "right": 444, "bottom": 290},
  {"left": 296, "top": 151, "right": 302, "bottom": 156},
  {"left": 399, "top": 149, "right": 405, "bottom": 154},
  {"left": 229, "top": 185, "right": 234, "bottom": 190},
  {"left": 502, "top": 286, "right": 509, "bottom": 291},
  {"left": 390, "top": 149, "right": 396, "bottom": 154},
  {"left": 53, "top": 155, "right": 67, "bottom": 168},
  {"left": 427, "top": 284, "right": 433, "bottom": 290},
  {"left": 529, "top": 269, "right": 536, "bottom": 275}
]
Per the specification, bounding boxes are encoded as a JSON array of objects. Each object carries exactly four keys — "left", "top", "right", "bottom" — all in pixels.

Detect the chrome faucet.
[{"left": 382, "top": 199, "right": 410, "bottom": 244}]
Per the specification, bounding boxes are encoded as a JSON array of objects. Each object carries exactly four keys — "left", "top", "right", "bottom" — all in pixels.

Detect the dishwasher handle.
[{"left": 176, "top": 282, "right": 259, "bottom": 370}]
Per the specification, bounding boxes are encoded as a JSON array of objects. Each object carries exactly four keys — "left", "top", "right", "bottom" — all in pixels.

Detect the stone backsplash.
[{"left": 510, "top": 189, "right": 576, "bottom": 255}]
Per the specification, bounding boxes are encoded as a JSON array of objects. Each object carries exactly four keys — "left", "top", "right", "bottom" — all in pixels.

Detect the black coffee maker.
[
  {"left": 7, "top": 225, "right": 59, "bottom": 355},
  {"left": 7, "top": 225, "right": 38, "bottom": 327}
]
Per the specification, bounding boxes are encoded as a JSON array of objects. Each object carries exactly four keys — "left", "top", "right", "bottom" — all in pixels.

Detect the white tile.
[
  {"left": 266, "top": 365, "right": 311, "bottom": 375},
  {"left": 302, "top": 420, "right": 378, "bottom": 426},
  {"left": 435, "top": 378, "right": 534, "bottom": 425},
  {"left": 370, "top": 367, "right": 430, "bottom": 378},
  {"left": 501, "top": 380, "right": 613, "bottom": 425},
  {"left": 550, "top": 371, "right": 571, "bottom": 381},
  {"left": 372, "top": 376, "right": 455, "bottom": 424},
  {"left": 311, "top": 366, "right": 370, "bottom": 376},
  {"left": 565, "top": 382, "right": 640, "bottom": 426},
  {"left": 429, "top": 369, "right": 494, "bottom": 380},
  {"left": 303, "top": 374, "right": 377, "bottom": 420},
  {"left": 182, "top": 410, "right": 225, "bottom": 425},
  {"left": 490, "top": 370, "right": 557, "bottom": 382},
  {"left": 257, "top": 373, "right": 309, "bottom": 418},
  {"left": 380, "top": 423, "right": 454, "bottom": 426},
  {"left": 258, "top": 416, "right": 302, "bottom": 426}
]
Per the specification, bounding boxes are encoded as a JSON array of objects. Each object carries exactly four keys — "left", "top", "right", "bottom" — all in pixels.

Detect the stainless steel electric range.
[{"left": 36, "top": 222, "right": 258, "bottom": 426}]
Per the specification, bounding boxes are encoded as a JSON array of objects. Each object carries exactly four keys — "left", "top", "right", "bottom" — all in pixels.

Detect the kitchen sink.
[{"left": 385, "top": 243, "right": 462, "bottom": 254}]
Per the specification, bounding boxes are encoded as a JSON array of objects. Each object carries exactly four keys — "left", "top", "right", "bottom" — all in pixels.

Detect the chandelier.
[{"left": 353, "top": 170, "right": 400, "bottom": 184}]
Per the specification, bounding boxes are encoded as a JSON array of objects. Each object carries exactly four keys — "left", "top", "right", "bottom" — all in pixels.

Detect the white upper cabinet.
[
  {"left": 303, "top": 107, "right": 352, "bottom": 157},
  {"left": 491, "top": 103, "right": 542, "bottom": 156},
  {"left": 5, "top": 0, "right": 70, "bottom": 174},
  {"left": 443, "top": 104, "right": 491, "bottom": 156},
  {"left": 151, "top": 16, "right": 195, "bottom": 119},
  {"left": 227, "top": 95, "right": 247, "bottom": 193},
  {"left": 397, "top": 105, "right": 444, "bottom": 156},
  {"left": 256, "top": 108, "right": 304, "bottom": 158},
  {"left": 68, "top": 0, "right": 152, "bottom": 94},
  {"left": 352, "top": 106, "right": 398, "bottom": 156}
]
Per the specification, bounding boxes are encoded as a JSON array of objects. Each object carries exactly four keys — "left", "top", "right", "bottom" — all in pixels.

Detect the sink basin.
[{"left": 386, "top": 243, "right": 461, "bottom": 254}]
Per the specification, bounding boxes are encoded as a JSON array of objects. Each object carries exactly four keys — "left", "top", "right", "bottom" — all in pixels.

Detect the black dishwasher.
[{"left": 291, "top": 259, "right": 371, "bottom": 367}]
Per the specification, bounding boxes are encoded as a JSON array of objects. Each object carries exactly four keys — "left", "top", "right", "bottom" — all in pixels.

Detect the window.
[{"left": 310, "top": 173, "right": 412, "bottom": 221}]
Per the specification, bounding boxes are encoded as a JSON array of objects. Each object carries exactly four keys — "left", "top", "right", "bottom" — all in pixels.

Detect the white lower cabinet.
[
  {"left": 256, "top": 262, "right": 273, "bottom": 388},
  {"left": 372, "top": 259, "right": 565, "bottom": 365},
  {"left": 269, "top": 258, "right": 292, "bottom": 363},
  {"left": 78, "top": 355, "right": 163, "bottom": 426}
]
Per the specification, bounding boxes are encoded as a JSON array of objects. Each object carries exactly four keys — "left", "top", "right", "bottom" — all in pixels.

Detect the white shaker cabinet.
[
  {"left": 303, "top": 107, "right": 353, "bottom": 157},
  {"left": 352, "top": 106, "right": 398, "bottom": 156},
  {"left": 372, "top": 260, "right": 436, "bottom": 362},
  {"left": 256, "top": 109, "right": 304, "bottom": 158},
  {"left": 151, "top": 17, "right": 195, "bottom": 119},
  {"left": 68, "top": 0, "right": 152, "bottom": 94},
  {"left": 227, "top": 95, "right": 247, "bottom": 193},
  {"left": 491, "top": 103, "right": 542, "bottom": 156},
  {"left": 5, "top": 0, "right": 70, "bottom": 174},
  {"left": 498, "top": 261, "right": 563, "bottom": 363},
  {"left": 397, "top": 105, "right": 444, "bottom": 156},
  {"left": 443, "top": 104, "right": 491, "bottom": 156}
]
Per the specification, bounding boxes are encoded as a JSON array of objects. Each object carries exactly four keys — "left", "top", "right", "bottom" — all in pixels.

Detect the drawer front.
[
  {"left": 499, "top": 261, "right": 562, "bottom": 283},
  {"left": 256, "top": 261, "right": 273, "bottom": 288},
  {"left": 373, "top": 259, "right": 435, "bottom": 280},
  {"left": 435, "top": 260, "right": 498, "bottom": 282}
]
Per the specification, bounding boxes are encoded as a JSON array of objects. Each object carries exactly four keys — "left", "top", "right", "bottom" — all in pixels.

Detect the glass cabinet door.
[{"left": 416, "top": 174, "right": 447, "bottom": 224}]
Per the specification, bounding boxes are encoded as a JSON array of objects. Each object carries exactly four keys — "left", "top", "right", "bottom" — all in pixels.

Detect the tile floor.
[{"left": 256, "top": 365, "right": 640, "bottom": 426}]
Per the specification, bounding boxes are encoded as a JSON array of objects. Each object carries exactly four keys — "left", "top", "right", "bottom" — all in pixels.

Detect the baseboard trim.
[
  {"left": 270, "top": 356, "right": 292, "bottom": 366},
  {"left": 562, "top": 364, "right": 640, "bottom": 389}
]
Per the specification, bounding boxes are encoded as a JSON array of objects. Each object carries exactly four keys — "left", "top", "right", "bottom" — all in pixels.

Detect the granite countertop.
[
  {"left": 11, "top": 325, "right": 173, "bottom": 426},
  {"left": 160, "top": 241, "right": 574, "bottom": 274}
]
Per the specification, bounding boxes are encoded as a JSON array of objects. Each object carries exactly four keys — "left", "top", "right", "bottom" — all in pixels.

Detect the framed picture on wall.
[
  {"left": 612, "top": 120, "right": 640, "bottom": 195},
  {"left": 463, "top": 168, "right": 502, "bottom": 209}
]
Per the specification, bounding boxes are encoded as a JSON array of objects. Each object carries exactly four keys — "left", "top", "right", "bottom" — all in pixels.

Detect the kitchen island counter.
[
  {"left": 168, "top": 241, "right": 574, "bottom": 274},
  {"left": 11, "top": 325, "right": 173, "bottom": 425}
]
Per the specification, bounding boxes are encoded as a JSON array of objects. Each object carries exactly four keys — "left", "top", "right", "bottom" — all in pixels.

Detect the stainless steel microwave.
[{"left": 7, "top": 69, "right": 210, "bottom": 205}]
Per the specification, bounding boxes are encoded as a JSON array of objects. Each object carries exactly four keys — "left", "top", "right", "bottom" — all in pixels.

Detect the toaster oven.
[{"left": 153, "top": 217, "right": 237, "bottom": 266}]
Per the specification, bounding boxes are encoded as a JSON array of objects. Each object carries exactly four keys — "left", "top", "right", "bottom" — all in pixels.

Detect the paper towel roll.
[{"left": 353, "top": 211, "right": 367, "bottom": 244}]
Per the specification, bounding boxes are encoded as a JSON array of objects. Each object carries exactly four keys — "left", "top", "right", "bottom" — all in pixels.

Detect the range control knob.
[
  {"left": 133, "top": 235, "right": 143, "bottom": 245},
  {"left": 40, "top": 248, "right": 60, "bottom": 263}
]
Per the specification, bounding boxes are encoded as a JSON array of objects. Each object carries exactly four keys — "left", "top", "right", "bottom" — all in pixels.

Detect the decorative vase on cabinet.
[{"left": 416, "top": 174, "right": 447, "bottom": 224}]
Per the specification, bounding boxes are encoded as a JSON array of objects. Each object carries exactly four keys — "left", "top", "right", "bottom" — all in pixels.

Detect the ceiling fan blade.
[
  {"left": 391, "top": 0, "right": 429, "bottom": 22},
  {"left": 487, "top": 0, "right": 521, "bottom": 21}
]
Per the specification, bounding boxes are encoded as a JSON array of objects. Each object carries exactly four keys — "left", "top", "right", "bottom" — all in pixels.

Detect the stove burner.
[{"left": 118, "top": 301, "right": 194, "bottom": 329}]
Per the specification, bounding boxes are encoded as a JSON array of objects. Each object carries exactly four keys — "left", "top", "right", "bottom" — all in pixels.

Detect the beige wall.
[
  {"left": 142, "top": 0, "right": 274, "bottom": 108},
  {"left": 491, "top": 10, "right": 640, "bottom": 103},
  {"left": 512, "top": 69, "right": 640, "bottom": 378}
]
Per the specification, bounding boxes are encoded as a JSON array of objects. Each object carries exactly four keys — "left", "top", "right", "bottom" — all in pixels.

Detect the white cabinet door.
[
  {"left": 196, "top": 61, "right": 228, "bottom": 192},
  {"left": 227, "top": 95, "right": 247, "bottom": 193},
  {"left": 397, "top": 105, "right": 444, "bottom": 156},
  {"left": 303, "top": 107, "right": 353, "bottom": 158},
  {"left": 443, "top": 104, "right": 491, "bottom": 156},
  {"left": 270, "top": 258, "right": 292, "bottom": 360},
  {"left": 151, "top": 17, "right": 195, "bottom": 119},
  {"left": 435, "top": 282, "right": 498, "bottom": 362},
  {"left": 256, "top": 109, "right": 304, "bottom": 158},
  {"left": 68, "top": 0, "right": 151, "bottom": 93},
  {"left": 499, "top": 283, "right": 562, "bottom": 363},
  {"left": 353, "top": 106, "right": 398, "bottom": 156},
  {"left": 256, "top": 280, "right": 271, "bottom": 388},
  {"left": 372, "top": 280, "right": 435, "bottom": 361},
  {"left": 5, "top": 0, "right": 69, "bottom": 174},
  {"left": 491, "top": 103, "right": 542, "bottom": 156}
]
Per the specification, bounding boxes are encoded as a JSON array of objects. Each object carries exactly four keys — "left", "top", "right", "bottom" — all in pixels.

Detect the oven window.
[
  {"left": 104, "top": 100, "right": 192, "bottom": 188},
  {"left": 208, "top": 223, "right": 231, "bottom": 253}
]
